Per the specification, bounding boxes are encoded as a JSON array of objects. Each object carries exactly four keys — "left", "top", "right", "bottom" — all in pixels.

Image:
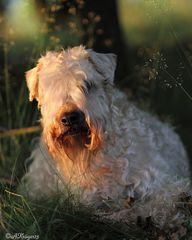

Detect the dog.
[{"left": 22, "top": 46, "right": 191, "bottom": 227}]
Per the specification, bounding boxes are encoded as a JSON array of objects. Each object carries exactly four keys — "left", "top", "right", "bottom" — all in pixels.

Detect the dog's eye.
[{"left": 85, "top": 81, "right": 95, "bottom": 92}]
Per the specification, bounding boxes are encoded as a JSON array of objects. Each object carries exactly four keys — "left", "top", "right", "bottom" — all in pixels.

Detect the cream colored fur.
[{"left": 21, "top": 46, "right": 191, "bottom": 228}]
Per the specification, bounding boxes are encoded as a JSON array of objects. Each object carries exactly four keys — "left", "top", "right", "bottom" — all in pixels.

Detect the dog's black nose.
[{"left": 61, "top": 111, "right": 84, "bottom": 126}]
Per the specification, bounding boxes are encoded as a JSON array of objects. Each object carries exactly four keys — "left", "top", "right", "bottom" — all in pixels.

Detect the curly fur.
[{"left": 21, "top": 46, "right": 191, "bottom": 228}]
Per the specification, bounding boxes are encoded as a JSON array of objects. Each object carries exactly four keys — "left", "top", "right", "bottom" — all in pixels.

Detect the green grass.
[
  {"left": 1, "top": 188, "right": 192, "bottom": 239},
  {"left": 0, "top": 191, "right": 131, "bottom": 240}
]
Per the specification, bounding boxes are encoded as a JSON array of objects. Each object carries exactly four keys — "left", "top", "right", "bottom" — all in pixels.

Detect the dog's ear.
[
  {"left": 87, "top": 50, "right": 117, "bottom": 84},
  {"left": 25, "top": 63, "right": 41, "bottom": 102}
]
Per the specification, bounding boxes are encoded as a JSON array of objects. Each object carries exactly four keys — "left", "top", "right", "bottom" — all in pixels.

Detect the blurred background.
[{"left": 0, "top": 0, "right": 192, "bottom": 182}]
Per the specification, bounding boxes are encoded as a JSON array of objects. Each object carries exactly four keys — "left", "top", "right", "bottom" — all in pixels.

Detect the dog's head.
[{"left": 26, "top": 46, "right": 116, "bottom": 161}]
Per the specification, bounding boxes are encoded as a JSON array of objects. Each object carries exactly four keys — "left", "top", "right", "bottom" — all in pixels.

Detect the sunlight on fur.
[{"left": 21, "top": 45, "right": 191, "bottom": 228}]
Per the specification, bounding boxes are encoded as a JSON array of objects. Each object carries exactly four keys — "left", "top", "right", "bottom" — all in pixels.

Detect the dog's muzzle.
[
  {"left": 59, "top": 110, "right": 92, "bottom": 161},
  {"left": 61, "top": 110, "right": 89, "bottom": 136}
]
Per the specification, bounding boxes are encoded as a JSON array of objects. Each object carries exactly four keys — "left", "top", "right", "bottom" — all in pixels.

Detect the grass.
[
  {"left": 0, "top": 191, "right": 131, "bottom": 240},
  {"left": 1, "top": 188, "right": 192, "bottom": 240}
]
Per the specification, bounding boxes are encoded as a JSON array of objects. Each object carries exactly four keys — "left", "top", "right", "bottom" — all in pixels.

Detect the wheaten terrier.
[{"left": 22, "top": 46, "right": 191, "bottom": 227}]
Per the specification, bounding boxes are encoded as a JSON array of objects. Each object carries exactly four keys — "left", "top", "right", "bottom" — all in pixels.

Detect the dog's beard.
[
  {"left": 61, "top": 124, "right": 103, "bottom": 161},
  {"left": 43, "top": 121, "right": 105, "bottom": 186},
  {"left": 45, "top": 121, "right": 103, "bottom": 163},
  {"left": 61, "top": 127, "right": 91, "bottom": 161}
]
